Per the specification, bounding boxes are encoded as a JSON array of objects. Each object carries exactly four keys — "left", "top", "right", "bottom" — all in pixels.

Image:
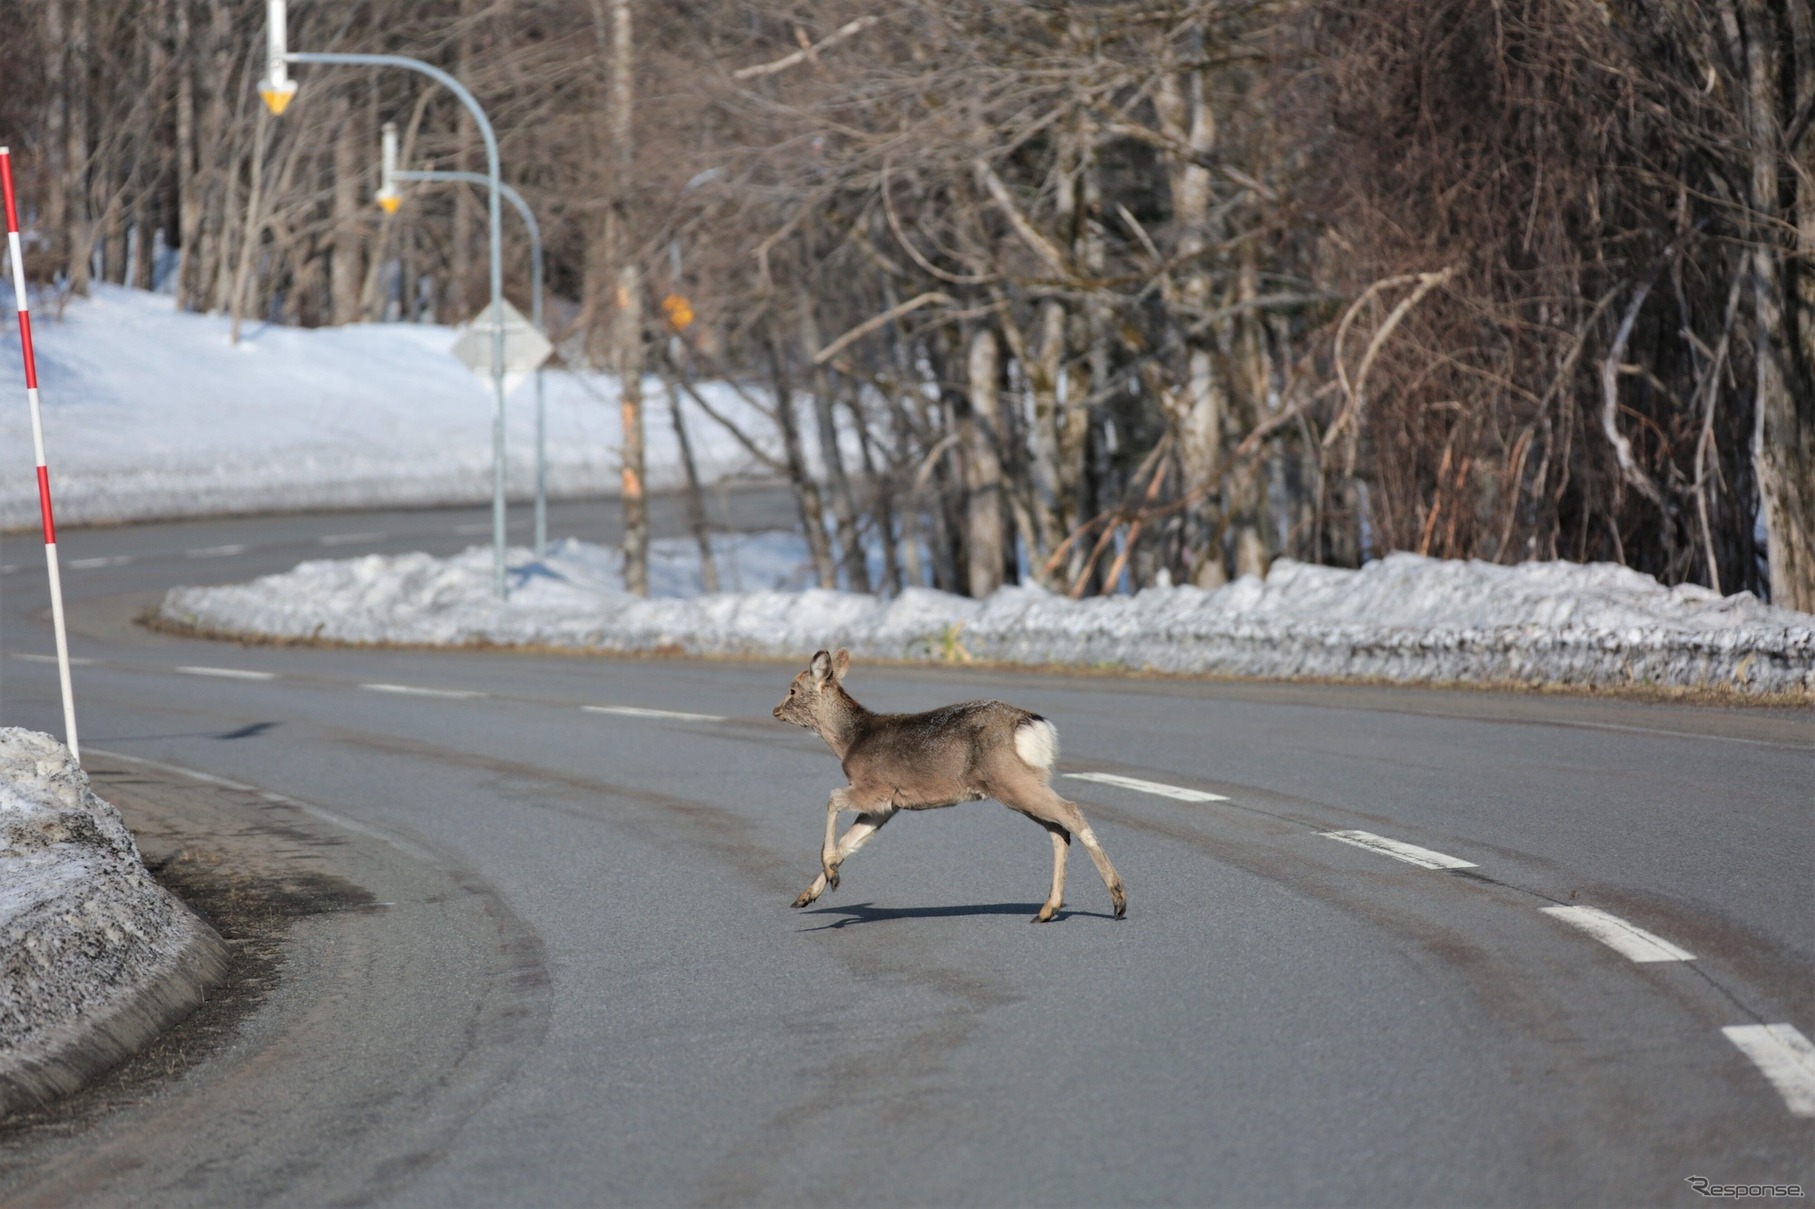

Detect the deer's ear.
[
  {"left": 831, "top": 649, "right": 851, "bottom": 681},
  {"left": 810, "top": 650, "right": 834, "bottom": 686}
]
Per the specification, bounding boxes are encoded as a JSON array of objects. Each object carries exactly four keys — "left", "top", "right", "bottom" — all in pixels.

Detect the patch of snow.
[
  {"left": 0, "top": 729, "right": 224, "bottom": 1113},
  {"left": 159, "top": 543, "right": 1815, "bottom": 697},
  {"left": 0, "top": 284, "right": 782, "bottom": 528}
]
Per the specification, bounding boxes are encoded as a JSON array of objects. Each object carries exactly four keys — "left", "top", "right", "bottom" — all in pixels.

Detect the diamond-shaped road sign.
[{"left": 451, "top": 299, "right": 553, "bottom": 398}]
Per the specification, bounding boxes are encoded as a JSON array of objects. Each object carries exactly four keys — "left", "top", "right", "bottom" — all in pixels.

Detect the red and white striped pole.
[{"left": 1, "top": 147, "right": 80, "bottom": 761}]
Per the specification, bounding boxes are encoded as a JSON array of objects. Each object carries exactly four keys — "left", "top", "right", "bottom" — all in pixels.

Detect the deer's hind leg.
[
  {"left": 997, "top": 779, "right": 1126, "bottom": 921},
  {"left": 1034, "top": 820, "right": 1069, "bottom": 923}
]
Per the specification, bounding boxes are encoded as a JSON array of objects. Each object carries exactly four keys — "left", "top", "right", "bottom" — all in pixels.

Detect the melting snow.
[{"left": 161, "top": 541, "right": 1814, "bottom": 697}]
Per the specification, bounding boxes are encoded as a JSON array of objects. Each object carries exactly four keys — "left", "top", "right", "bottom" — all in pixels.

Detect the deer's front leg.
[
  {"left": 820, "top": 786, "right": 852, "bottom": 886},
  {"left": 793, "top": 787, "right": 853, "bottom": 908}
]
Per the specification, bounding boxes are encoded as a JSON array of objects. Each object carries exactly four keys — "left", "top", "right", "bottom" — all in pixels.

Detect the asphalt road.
[{"left": 0, "top": 496, "right": 1810, "bottom": 1207}]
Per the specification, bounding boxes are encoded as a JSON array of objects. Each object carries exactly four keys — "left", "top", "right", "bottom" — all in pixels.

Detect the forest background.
[{"left": 1, "top": 0, "right": 1811, "bottom": 610}]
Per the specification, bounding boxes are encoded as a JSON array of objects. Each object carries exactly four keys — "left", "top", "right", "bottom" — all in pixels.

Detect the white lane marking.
[
  {"left": 90, "top": 749, "right": 259, "bottom": 793},
  {"left": 319, "top": 532, "right": 387, "bottom": 546},
  {"left": 88, "top": 748, "right": 437, "bottom": 862},
  {"left": 186, "top": 544, "right": 249, "bottom": 558},
  {"left": 176, "top": 665, "right": 278, "bottom": 681},
  {"left": 13, "top": 653, "right": 96, "bottom": 666},
  {"left": 1540, "top": 905, "right": 1695, "bottom": 963},
  {"left": 1723, "top": 1024, "right": 1815, "bottom": 1117},
  {"left": 1062, "top": 772, "right": 1229, "bottom": 802},
  {"left": 583, "top": 704, "right": 727, "bottom": 723},
  {"left": 1322, "top": 829, "right": 1477, "bottom": 870},
  {"left": 1544, "top": 719, "right": 1810, "bottom": 752},
  {"left": 360, "top": 682, "right": 487, "bottom": 700},
  {"left": 69, "top": 555, "right": 133, "bottom": 569}
]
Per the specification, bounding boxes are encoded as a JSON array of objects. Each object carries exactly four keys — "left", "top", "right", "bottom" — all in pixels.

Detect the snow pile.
[
  {"left": 0, "top": 284, "right": 778, "bottom": 528},
  {"left": 0, "top": 729, "right": 225, "bottom": 1115},
  {"left": 158, "top": 543, "right": 1815, "bottom": 696}
]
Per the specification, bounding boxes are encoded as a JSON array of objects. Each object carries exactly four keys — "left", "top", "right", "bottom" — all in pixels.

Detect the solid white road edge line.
[
  {"left": 582, "top": 704, "right": 727, "bottom": 723},
  {"left": 1322, "top": 829, "right": 1478, "bottom": 870},
  {"left": 84, "top": 748, "right": 437, "bottom": 862},
  {"left": 1061, "top": 772, "right": 1229, "bottom": 802},
  {"left": 1539, "top": 904, "right": 1695, "bottom": 962},
  {"left": 360, "top": 683, "right": 487, "bottom": 699},
  {"left": 89, "top": 749, "right": 260, "bottom": 793},
  {"left": 1722, "top": 1024, "right": 1815, "bottom": 1117},
  {"left": 177, "top": 666, "right": 278, "bottom": 681}
]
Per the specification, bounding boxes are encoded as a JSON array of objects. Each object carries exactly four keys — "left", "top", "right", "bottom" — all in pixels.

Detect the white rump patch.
[{"left": 1015, "top": 718, "right": 1060, "bottom": 771}]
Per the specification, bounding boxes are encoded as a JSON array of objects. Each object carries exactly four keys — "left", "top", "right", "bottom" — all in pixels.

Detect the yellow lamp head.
[{"left": 259, "top": 80, "right": 298, "bottom": 116}]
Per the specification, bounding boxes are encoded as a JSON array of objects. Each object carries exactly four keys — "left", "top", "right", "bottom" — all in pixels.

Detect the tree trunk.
[
  {"left": 330, "top": 93, "right": 364, "bottom": 326},
  {"left": 767, "top": 333, "right": 837, "bottom": 588},
  {"left": 664, "top": 345, "right": 719, "bottom": 594},
  {"left": 852, "top": 395, "right": 902, "bottom": 594},
  {"left": 1155, "top": 64, "right": 1229, "bottom": 588},
  {"left": 963, "top": 325, "right": 1006, "bottom": 598},
  {"left": 450, "top": 0, "right": 476, "bottom": 321},
  {"left": 228, "top": 105, "right": 268, "bottom": 345},
  {"left": 602, "top": 0, "right": 648, "bottom": 594},
  {"left": 802, "top": 294, "right": 870, "bottom": 592},
  {"left": 1740, "top": 0, "right": 1815, "bottom": 611},
  {"left": 171, "top": 0, "right": 198, "bottom": 309}
]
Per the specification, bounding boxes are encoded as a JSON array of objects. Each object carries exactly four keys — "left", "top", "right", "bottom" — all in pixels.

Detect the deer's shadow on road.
[{"left": 796, "top": 900, "right": 1119, "bottom": 930}]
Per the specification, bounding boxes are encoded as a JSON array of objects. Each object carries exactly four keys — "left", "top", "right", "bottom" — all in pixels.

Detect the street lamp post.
[
  {"left": 264, "top": 0, "right": 511, "bottom": 599},
  {"left": 382, "top": 124, "right": 551, "bottom": 559}
]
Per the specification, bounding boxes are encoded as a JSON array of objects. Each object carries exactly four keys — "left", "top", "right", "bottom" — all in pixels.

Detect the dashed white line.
[
  {"left": 453, "top": 523, "right": 492, "bottom": 536},
  {"left": 319, "top": 532, "right": 387, "bottom": 546},
  {"left": 186, "top": 544, "right": 249, "bottom": 558},
  {"left": 582, "top": 704, "right": 727, "bottom": 723},
  {"left": 360, "top": 683, "right": 487, "bottom": 700},
  {"left": 176, "top": 666, "right": 278, "bottom": 681},
  {"left": 1723, "top": 1024, "right": 1815, "bottom": 1117},
  {"left": 69, "top": 555, "right": 133, "bottom": 569},
  {"left": 1061, "top": 772, "right": 1229, "bottom": 802},
  {"left": 1540, "top": 905, "right": 1695, "bottom": 963},
  {"left": 1322, "top": 829, "right": 1477, "bottom": 870},
  {"left": 13, "top": 653, "right": 95, "bottom": 666}
]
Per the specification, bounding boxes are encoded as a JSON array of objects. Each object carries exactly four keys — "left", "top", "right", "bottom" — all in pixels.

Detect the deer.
[{"left": 772, "top": 648, "right": 1126, "bottom": 923}]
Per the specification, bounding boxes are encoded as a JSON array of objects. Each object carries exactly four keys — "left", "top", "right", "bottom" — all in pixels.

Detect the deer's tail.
[{"left": 1013, "top": 715, "right": 1060, "bottom": 774}]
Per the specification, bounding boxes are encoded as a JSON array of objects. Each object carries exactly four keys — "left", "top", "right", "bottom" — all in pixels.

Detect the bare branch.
[{"left": 731, "top": 15, "right": 881, "bottom": 80}]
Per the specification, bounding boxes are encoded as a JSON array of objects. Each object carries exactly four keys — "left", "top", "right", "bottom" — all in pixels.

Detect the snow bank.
[
  {"left": 158, "top": 542, "right": 1815, "bottom": 697},
  {"left": 0, "top": 729, "right": 226, "bottom": 1116},
  {"left": 0, "top": 284, "right": 779, "bottom": 529}
]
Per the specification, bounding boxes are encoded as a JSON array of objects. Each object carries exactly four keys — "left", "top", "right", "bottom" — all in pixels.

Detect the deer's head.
[{"left": 773, "top": 648, "right": 852, "bottom": 730}]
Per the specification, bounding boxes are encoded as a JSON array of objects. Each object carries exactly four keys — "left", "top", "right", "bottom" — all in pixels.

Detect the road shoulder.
[{"left": 0, "top": 756, "right": 551, "bottom": 1207}]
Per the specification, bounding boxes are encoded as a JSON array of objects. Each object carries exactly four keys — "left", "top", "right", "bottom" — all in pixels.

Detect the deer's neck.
[{"left": 814, "top": 688, "right": 871, "bottom": 760}]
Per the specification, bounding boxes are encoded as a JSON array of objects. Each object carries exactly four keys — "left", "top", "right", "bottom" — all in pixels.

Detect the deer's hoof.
[
  {"left": 824, "top": 868, "right": 840, "bottom": 890},
  {"left": 1113, "top": 898, "right": 1127, "bottom": 920},
  {"left": 1034, "top": 906, "right": 1058, "bottom": 923},
  {"left": 791, "top": 890, "right": 816, "bottom": 908}
]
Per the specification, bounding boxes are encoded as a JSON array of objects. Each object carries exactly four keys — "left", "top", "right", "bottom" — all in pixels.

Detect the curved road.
[{"left": 0, "top": 499, "right": 1810, "bottom": 1207}]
